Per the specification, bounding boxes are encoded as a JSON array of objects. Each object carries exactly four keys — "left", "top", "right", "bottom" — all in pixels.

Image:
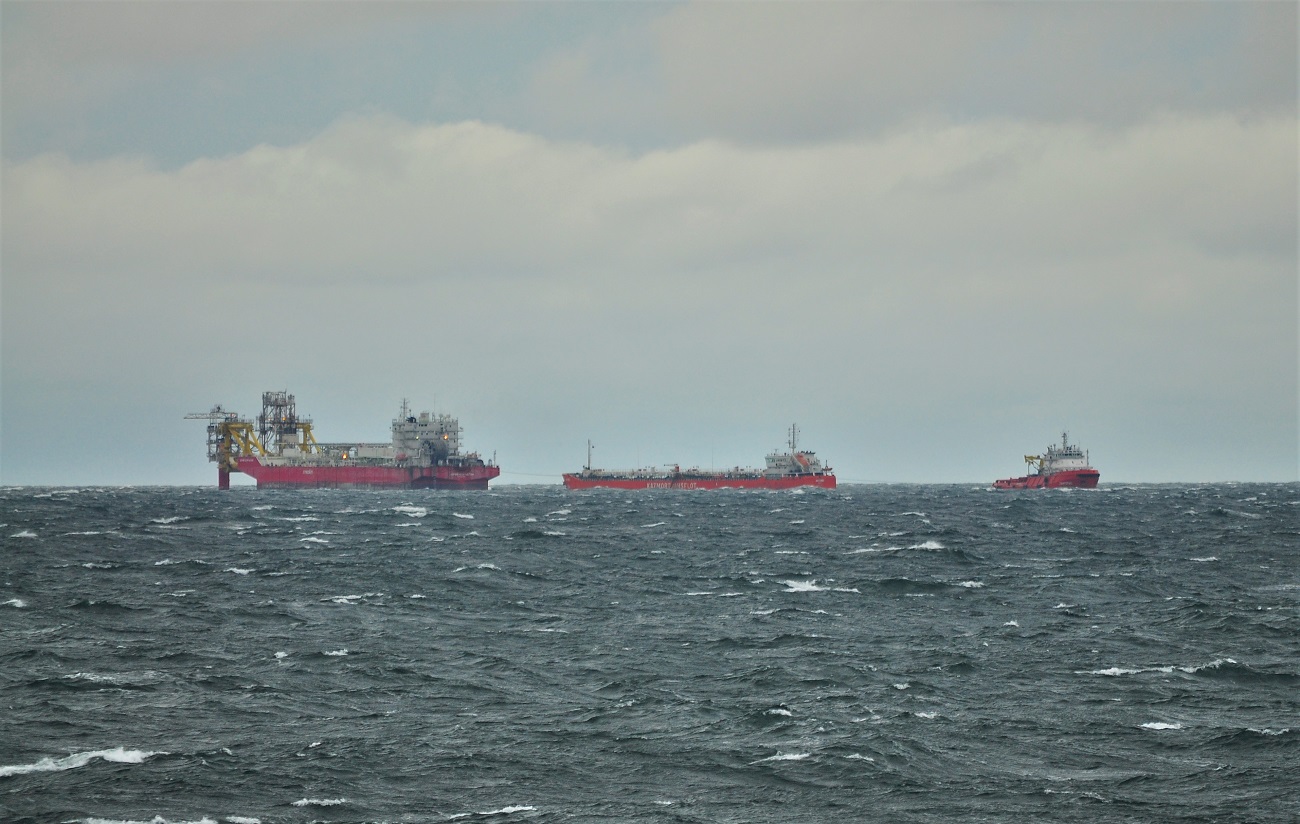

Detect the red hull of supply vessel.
[
  {"left": 994, "top": 432, "right": 1099, "bottom": 489},
  {"left": 563, "top": 426, "right": 836, "bottom": 491},
  {"left": 188, "top": 391, "right": 499, "bottom": 490},
  {"left": 234, "top": 456, "right": 498, "bottom": 490}
]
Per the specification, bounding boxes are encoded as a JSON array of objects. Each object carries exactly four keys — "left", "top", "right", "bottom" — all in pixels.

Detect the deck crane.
[{"left": 186, "top": 394, "right": 322, "bottom": 488}]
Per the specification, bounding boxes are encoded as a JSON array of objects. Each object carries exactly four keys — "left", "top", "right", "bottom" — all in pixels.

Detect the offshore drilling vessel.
[
  {"left": 187, "top": 391, "right": 499, "bottom": 489},
  {"left": 562, "top": 425, "right": 836, "bottom": 490},
  {"left": 993, "top": 431, "right": 1099, "bottom": 489}
]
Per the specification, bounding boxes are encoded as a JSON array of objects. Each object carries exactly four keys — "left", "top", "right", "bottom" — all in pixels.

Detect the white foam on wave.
[
  {"left": 1140, "top": 722, "right": 1183, "bottom": 730},
  {"left": 0, "top": 747, "right": 165, "bottom": 777},
  {"left": 642, "top": 522, "right": 666, "bottom": 528},
  {"left": 1003, "top": 620, "right": 1019, "bottom": 627},
  {"left": 453, "top": 512, "right": 475, "bottom": 520},
  {"left": 1189, "top": 556, "right": 1218, "bottom": 562},
  {"left": 65, "top": 672, "right": 126, "bottom": 684},
  {"left": 543, "top": 530, "right": 566, "bottom": 537},
  {"left": 915, "top": 711, "right": 938, "bottom": 719},
  {"left": 908, "top": 540, "right": 945, "bottom": 550},
  {"left": 292, "top": 797, "right": 347, "bottom": 807},
  {"left": 393, "top": 505, "right": 427, "bottom": 518},
  {"left": 477, "top": 806, "right": 537, "bottom": 817},
  {"left": 957, "top": 581, "right": 984, "bottom": 588},
  {"left": 279, "top": 515, "right": 320, "bottom": 522},
  {"left": 323, "top": 649, "right": 349, "bottom": 657},
  {"left": 781, "top": 579, "right": 828, "bottom": 592},
  {"left": 3, "top": 598, "right": 25, "bottom": 608},
  {"left": 84, "top": 818, "right": 219, "bottom": 824},
  {"left": 300, "top": 536, "right": 329, "bottom": 544},
  {"left": 1084, "top": 667, "right": 1143, "bottom": 676},
  {"left": 225, "top": 568, "right": 253, "bottom": 575},
  {"left": 227, "top": 817, "right": 263, "bottom": 824},
  {"left": 1178, "top": 657, "right": 1237, "bottom": 674},
  {"left": 151, "top": 516, "right": 188, "bottom": 524},
  {"left": 754, "top": 752, "right": 810, "bottom": 763},
  {"left": 329, "top": 593, "right": 383, "bottom": 604},
  {"left": 789, "top": 519, "right": 805, "bottom": 525},
  {"left": 9, "top": 530, "right": 37, "bottom": 538},
  {"left": 547, "top": 509, "right": 571, "bottom": 516},
  {"left": 1223, "top": 509, "right": 1263, "bottom": 520}
]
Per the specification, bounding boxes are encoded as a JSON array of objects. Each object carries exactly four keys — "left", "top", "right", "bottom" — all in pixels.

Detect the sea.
[{"left": 1, "top": 483, "right": 1297, "bottom": 824}]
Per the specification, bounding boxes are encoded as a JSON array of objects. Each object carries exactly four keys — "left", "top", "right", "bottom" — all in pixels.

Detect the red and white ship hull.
[
  {"left": 564, "top": 425, "right": 835, "bottom": 491},
  {"left": 562, "top": 472, "right": 836, "bottom": 491},
  {"left": 993, "top": 469, "right": 1100, "bottom": 490},
  {"left": 235, "top": 457, "right": 500, "bottom": 489}
]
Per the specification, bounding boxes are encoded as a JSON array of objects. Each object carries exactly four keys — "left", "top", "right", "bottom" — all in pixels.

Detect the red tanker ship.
[
  {"left": 188, "top": 391, "right": 499, "bottom": 489},
  {"left": 563, "top": 425, "right": 836, "bottom": 490},
  {"left": 994, "top": 432, "right": 1099, "bottom": 489}
]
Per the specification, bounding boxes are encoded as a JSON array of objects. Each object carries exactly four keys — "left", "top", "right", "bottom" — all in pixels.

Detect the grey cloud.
[
  {"left": 640, "top": 3, "right": 1297, "bottom": 141},
  {"left": 3, "top": 114, "right": 1293, "bottom": 482}
]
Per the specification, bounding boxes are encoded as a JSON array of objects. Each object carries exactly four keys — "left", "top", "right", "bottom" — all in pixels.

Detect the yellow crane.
[{"left": 184, "top": 406, "right": 268, "bottom": 475}]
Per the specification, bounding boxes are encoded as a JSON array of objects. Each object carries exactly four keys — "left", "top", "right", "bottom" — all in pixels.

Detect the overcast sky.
[{"left": 2, "top": 1, "right": 1296, "bottom": 485}]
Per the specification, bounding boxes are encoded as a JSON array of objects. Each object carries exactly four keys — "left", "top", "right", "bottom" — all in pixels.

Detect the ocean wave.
[
  {"left": 753, "top": 752, "right": 811, "bottom": 763},
  {"left": 0, "top": 747, "right": 165, "bottom": 777}
]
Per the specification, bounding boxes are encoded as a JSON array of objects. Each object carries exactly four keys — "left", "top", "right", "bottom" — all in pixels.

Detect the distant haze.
[{"left": 2, "top": 2, "right": 1296, "bottom": 484}]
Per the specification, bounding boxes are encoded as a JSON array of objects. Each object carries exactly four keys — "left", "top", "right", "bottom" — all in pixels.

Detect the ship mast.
[
  {"left": 586, "top": 439, "right": 594, "bottom": 471},
  {"left": 788, "top": 424, "right": 799, "bottom": 452}
]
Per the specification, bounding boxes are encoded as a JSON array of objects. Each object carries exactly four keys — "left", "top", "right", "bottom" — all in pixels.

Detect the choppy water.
[{"left": 1, "top": 483, "right": 1297, "bottom": 823}]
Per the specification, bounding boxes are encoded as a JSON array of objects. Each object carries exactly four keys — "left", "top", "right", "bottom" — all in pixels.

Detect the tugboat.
[
  {"left": 994, "top": 432, "right": 1099, "bottom": 489},
  {"left": 562, "top": 425, "right": 836, "bottom": 490}
]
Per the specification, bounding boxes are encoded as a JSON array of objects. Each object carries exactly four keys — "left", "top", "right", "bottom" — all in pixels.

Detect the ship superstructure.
[
  {"left": 187, "top": 391, "right": 499, "bottom": 489},
  {"left": 562, "top": 425, "right": 836, "bottom": 490},
  {"left": 993, "top": 431, "right": 1099, "bottom": 489}
]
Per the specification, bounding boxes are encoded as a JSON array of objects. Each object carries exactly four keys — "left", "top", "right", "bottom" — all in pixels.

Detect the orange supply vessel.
[
  {"left": 188, "top": 391, "right": 499, "bottom": 489},
  {"left": 994, "top": 432, "right": 1099, "bottom": 489},
  {"left": 563, "top": 425, "right": 836, "bottom": 490}
]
